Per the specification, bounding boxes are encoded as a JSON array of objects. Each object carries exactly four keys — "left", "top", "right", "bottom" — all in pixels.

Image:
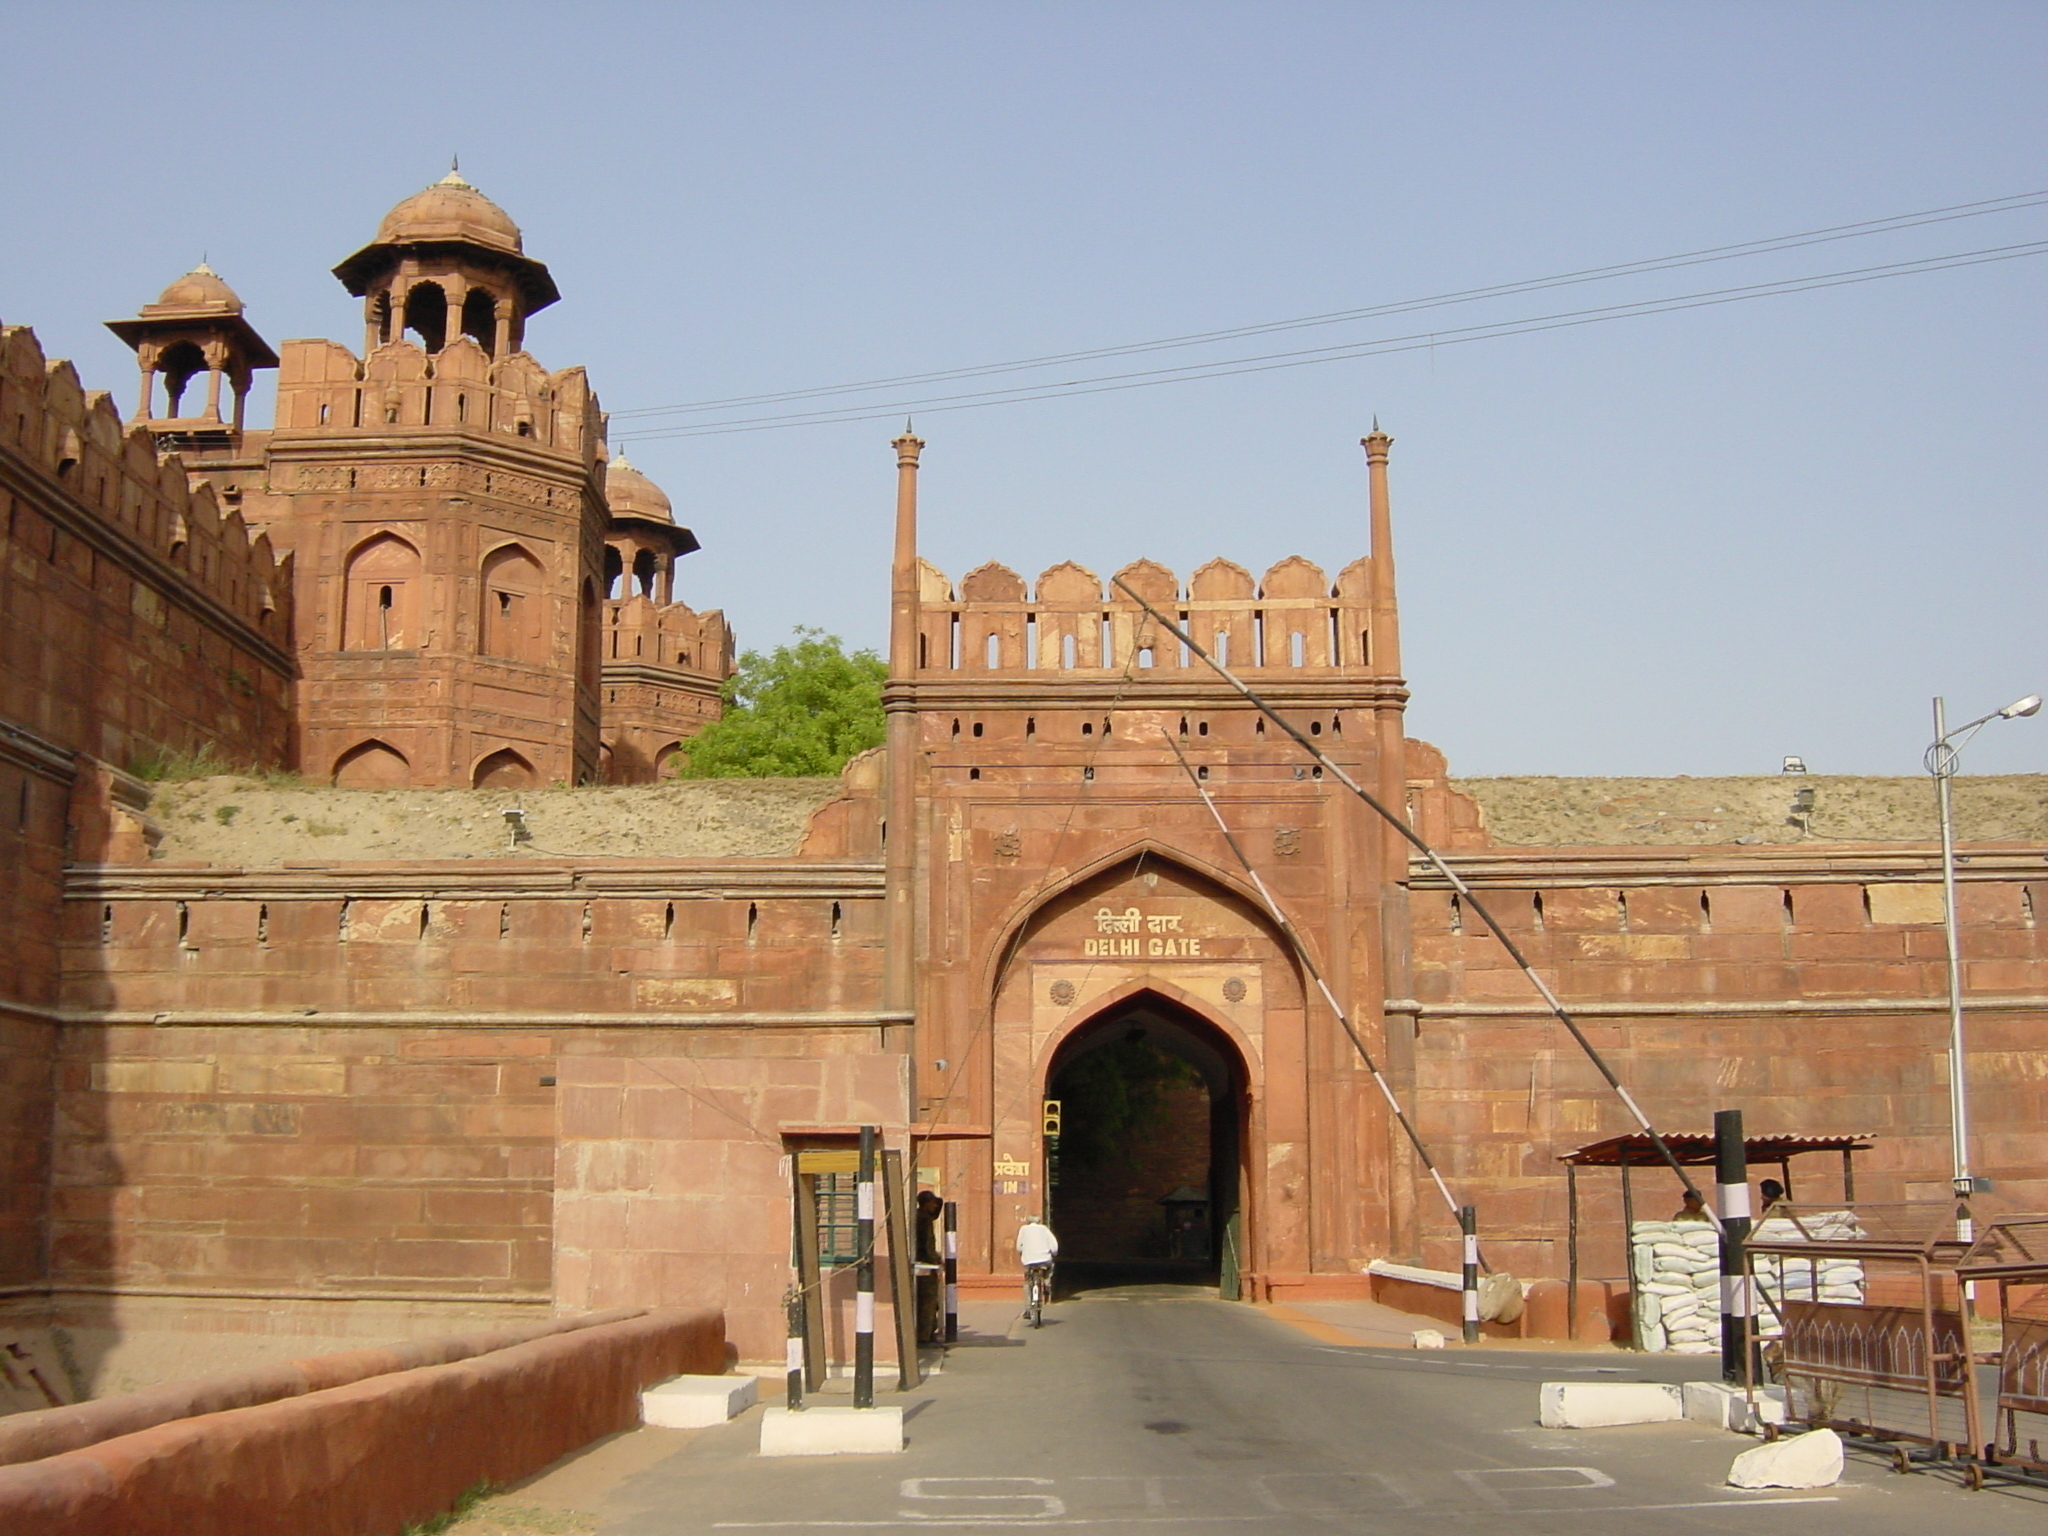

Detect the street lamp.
[{"left": 1925, "top": 693, "right": 2041, "bottom": 1242}]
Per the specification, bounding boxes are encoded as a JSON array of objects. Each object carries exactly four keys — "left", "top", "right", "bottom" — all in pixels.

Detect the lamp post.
[{"left": 1925, "top": 692, "right": 2041, "bottom": 1244}]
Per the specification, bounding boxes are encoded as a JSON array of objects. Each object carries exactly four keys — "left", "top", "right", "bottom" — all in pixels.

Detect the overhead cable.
[
  {"left": 613, "top": 188, "right": 2048, "bottom": 421},
  {"left": 615, "top": 239, "right": 2048, "bottom": 441}
]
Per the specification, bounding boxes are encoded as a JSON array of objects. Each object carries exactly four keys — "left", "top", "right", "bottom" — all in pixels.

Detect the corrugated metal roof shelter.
[{"left": 1556, "top": 1131, "right": 1875, "bottom": 1341}]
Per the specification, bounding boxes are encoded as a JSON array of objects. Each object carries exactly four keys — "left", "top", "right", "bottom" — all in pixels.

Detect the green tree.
[{"left": 680, "top": 628, "right": 886, "bottom": 778}]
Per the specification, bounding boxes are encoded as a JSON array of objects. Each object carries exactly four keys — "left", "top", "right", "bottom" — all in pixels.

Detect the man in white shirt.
[
  {"left": 1017, "top": 1216, "right": 1058, "bottom": 1324},
  {"left": 1017, "top": 1215, "right": 1059, "bottom": 1268}
]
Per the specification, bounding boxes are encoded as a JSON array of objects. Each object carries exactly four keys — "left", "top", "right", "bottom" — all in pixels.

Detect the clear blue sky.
[{"left": 6, "top": 3, "right": 2043, "bottom": 776}]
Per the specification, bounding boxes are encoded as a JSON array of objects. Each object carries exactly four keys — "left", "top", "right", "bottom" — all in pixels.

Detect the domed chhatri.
[
  {"left": 604, "top": 454, "right": 675, "bottom": 525},
  {"left": 332, "top": 167, "right": 561, "bottom": 349},
  {"left": 373, "top": 169, "right": 524, "bottom": 256},
  {"left": 148, "top": 262, "right": 246, "bottom": 316},
  {"left": 105, "top": 262, "right": 278, "bottom": 424}
]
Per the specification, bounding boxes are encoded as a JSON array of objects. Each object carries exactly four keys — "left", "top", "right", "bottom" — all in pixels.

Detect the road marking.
[
  {"left": 1456, "top": 1465, "right": 1615, "bottom": 1504},
  {"left": 713, "top": 1505, "right": 1836, "bottom": 1530}
]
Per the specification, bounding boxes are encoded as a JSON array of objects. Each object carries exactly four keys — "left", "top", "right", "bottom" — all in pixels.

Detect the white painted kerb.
[
  {"left": 642, "top": 1374, "right": 759, "bottom": 1428},
  {"left": 759, "top": 1405, "right": 906, "bottom": 1456}
]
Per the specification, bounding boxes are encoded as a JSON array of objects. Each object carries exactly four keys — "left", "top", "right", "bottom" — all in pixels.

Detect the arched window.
[
  {"left": 333, "top": 739, "right": 411, "bottom": 788},
  {"left": 603, "top": 545, "right": 624, "bottom": 600},
  {"left": 579, "top": 578, "right": 601, "bottom": 689},
  {"left": 460, "top": 289, "right": 497, "bottom": 355},
  {"left": 480, "top": 543, "right": 545, "bottom": 662},
  {"left": 158, "top": 341, "right": 207, "bottom": 417},
  {"left": 403, "top": 283, "right": 449, "bottom": 353},
  {"left": 343, "top": 533, "right": 423, "bottom": 650},
  {"left": 473, "top": 747, "right": 536, "bottom": 790},
  {"left": 633, "top": 548, "right": 658, "bottom": 599}
]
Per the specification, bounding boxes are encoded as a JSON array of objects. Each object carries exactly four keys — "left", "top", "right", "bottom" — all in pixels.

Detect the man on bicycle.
[{"left": 1017, "top": 1215, "right": 1058, "bottom": 1324}]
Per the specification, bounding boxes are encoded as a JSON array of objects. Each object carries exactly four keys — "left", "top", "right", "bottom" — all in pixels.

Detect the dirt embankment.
[
  {"left": 144, "top": 778, "right": 845, "bottom": 864},
  {"left": 1452, "top": 774, "right": 2048, "bottom": 846}
]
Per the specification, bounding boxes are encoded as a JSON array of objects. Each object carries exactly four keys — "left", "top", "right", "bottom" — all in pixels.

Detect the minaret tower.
[{"left": 224, "top": 172, "right": 610, "bottom": 789}]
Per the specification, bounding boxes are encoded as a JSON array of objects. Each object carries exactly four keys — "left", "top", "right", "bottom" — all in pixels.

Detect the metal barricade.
[
  {"left": 1957, "top": 1214, "right": 2048, "bottom": 1490},
  {"left": 1746, "top": 1201, "right": 1979, "bottom": 1470}
]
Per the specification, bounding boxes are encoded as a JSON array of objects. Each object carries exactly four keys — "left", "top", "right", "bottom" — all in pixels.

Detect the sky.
[{"left": 4, "top": 2, "right": 2043, "bottom": 777}]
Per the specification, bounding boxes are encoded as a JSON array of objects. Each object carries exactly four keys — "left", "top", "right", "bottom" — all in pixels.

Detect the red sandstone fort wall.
[
  {"left": 2, "top": 320, "right": 295, "bottom": 1292},
  {"left": 0, "top": 323, "right": 295, "bottom": 779},
  {"left": 1405, "top": 853, "right": 2048, "bottom": 1281},
  {"left": 50, "top": 861, "right": 885, "bottom": 1337}
]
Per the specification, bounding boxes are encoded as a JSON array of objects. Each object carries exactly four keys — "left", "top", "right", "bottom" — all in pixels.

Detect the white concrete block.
[
  {"left": 1728, "top": 1428, "right": 1842, "bottom": 1488},
  {"left": 1683, "top": 1381, "right": 1788, "bottom": 1434},
  {"left": 758, "top": 1405, "right": 906, "bottom": 1457},
  {"left": 1538, "top": 1381, "right": 1684, "bottom": 1428},
  {"left": 1411, "top": 1329, "right": 1446, "bottom": 1349},
  {"left": 642, "top": 1373, "right": 758, "bottom": 1428}
]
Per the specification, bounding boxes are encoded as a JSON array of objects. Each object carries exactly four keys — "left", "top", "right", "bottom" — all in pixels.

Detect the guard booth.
[{"left": 1558, "top": 1131, "right": 1874, "bottom": 1345}]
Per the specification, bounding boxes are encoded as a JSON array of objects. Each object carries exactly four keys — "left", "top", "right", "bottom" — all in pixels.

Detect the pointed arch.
[
  {"left": 472, "top": 746, "right": 536, "bottom": 790},
  {"left": 977, "top": 838, "right": 1295, "bottom": 1007},
  {"left": 343, "top": 532, "right": 423, "bottom": 650},
  {"left": 480, "top": 541, "right": 545, "bottom": 661},
  {"left": 333, "top": 738, "right": 411, "bottom": 788}
]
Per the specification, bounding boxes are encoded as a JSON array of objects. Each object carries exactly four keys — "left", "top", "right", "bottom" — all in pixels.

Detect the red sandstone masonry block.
[
  {"left": 1541, "top": 889, "right": 1620, "bottom": 930},
  {"left": 1957, "top": 883, "right": 2022, "bottom": 924},
  {"left": 374, "top": 1239, "right": 512, "bottom": 1281},
  {"left": 1624, "top": 888, "right": 1706, "bottom": 931}
]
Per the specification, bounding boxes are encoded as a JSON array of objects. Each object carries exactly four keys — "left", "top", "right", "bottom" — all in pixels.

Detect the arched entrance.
[
  {"left": 973, "top": 848, "right": 1309, "bottom": 1302},
  {"left": 1044, "top": 990, "right": 1246, "bottom": 1296}
]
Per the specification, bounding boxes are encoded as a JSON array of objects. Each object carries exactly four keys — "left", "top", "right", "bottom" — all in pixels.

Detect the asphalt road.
[{"left": 600, "top": 1286, "right": 2048, "bottom": 1534}]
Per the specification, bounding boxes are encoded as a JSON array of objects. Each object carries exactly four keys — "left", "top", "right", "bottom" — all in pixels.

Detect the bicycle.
[{"left": 1024, "top": 1262, "right": 1053, "bottom": 1328}]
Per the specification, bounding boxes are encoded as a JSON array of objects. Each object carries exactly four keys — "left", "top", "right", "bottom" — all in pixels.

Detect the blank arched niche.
[
  {"left": 343, "top": 532, "right": 423, "bottom": 650},
  {"left": 480, "top": 543, "right": 545, "bottom": 661},
  {"left": 654, "top": 740, "right": 685, "bottom": 781},
  {"left": 472, "top": 747, "right": 537, "bottom": 790},
  {"left": 333, "top": 739, "right": 411, "bottom": 788}
]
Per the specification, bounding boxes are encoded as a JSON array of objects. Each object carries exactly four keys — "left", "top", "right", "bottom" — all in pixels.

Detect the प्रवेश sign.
[
  {"left": 993, "top": 1154, "right": 1032, "bottom": 1196},
  {"left": 1081, "top": 906, "right": 1206, "bottom": 958}
]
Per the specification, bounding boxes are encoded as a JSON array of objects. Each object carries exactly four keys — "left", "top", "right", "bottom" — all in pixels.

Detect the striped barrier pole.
[
  {"left": 943, "top": 1199, "right": 959, "bottom": 1344},
  {"left": 1461, "top": 1206, "right": 1481, "bottom": 1344},
  {"left": 1716, "top": 1109, "right": 1753, "bottom": 1384},
  {"left": 855, "top": 1124, "right": 876, "bottom": 1409},
  {"left": 784, "top": 1286, "right": 805, "bottom": 1412}
]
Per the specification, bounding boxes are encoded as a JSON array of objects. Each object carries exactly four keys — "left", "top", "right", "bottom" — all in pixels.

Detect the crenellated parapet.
[
  {"left": 603, "top": 594, "right": 733, "bottom": 679},
  {"left": 910, "top": 554, "right": 1382, "bottom": 676},
  {"left": 272, "top": 336, "right": 603, "bottom": 463},
  {"left": 0, "top": 321, "right": 293, "bottom": 646},
  {"left": 599, "top": 595, "right": 734, "bottom": 781}
]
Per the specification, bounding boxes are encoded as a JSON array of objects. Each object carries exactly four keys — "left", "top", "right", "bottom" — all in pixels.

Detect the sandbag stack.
[
  {"left": 1628, "top": 1220, "right": 1721, "bottom": 1353},
  {"left": 1748, "top": 1212, "right": 1865, "bottom": 1338}
]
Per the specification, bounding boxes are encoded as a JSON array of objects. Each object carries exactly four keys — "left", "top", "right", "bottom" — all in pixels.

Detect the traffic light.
[{"left": 1042, "top": 1099, "right": 1062, "bottom": 1138}]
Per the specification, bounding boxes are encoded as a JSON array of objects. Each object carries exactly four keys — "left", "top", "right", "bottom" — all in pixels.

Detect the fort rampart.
[{"left": 1, "top": 319, "right": 294, "bottom": 1292}]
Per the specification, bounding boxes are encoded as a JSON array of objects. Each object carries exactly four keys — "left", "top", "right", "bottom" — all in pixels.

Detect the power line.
[
  {"left": 614, "top": 237, "right": 2048, "bottom": 441},
  {"left": 610, "top": 188, "right": 2048, "bottom": 423}
]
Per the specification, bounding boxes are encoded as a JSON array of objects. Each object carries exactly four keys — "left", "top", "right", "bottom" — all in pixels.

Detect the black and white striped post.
[
  {"left": 1460, "top": 1205, "right": 1480, "bottom": 1344},
  {"left": 784, "top": 1285, "right": 806, "bottom": 1412},
  {"left": 943, "top": 1199, "right": 959, "bottom": 1344},
  {"left": 854, "top": 1124, "right": 877, "bottom": 1409},
  {"left": 1715, "top": 1108, "right": 1754, "bottom": 1384}
]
